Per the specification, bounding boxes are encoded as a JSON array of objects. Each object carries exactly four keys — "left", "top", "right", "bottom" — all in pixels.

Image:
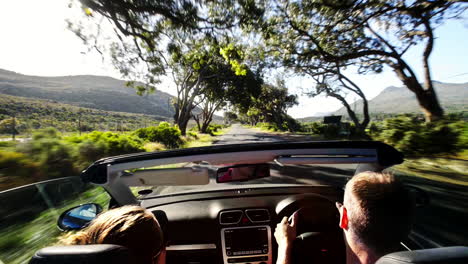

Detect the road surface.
[
  {"left": 155, "top": 124, "right": 467, "bottom": 247},
  {"left": 213, "top": 124, "right": 319, "bottom": 144}
]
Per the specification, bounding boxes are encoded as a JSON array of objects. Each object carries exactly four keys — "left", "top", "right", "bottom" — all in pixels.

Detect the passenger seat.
[
  {"left": 29, "top": 244, "right": 131, "bottom": 264},
  {"left": 376, "top": 246, "right": 468, "bottom": 264}
]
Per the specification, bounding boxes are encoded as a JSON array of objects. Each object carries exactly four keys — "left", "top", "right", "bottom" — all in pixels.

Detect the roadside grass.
[
  {"left": 0, "top": 141, "right": 18, "bottom": 151},
  {"left": 143, "top": 142, "right": 167, "bottom": 152},
  {"left": 393, "top": 158, "right": 468, "bottom": 186},
  {"left": 183, "top": 133, "right": 215, "bottom": 148},
  {"left": 182, "top": 127, "right": 230, "bottom": 148}
]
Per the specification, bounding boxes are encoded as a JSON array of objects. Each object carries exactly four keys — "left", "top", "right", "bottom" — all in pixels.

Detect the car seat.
[
  {"left": 29, "top": 244, "right": 131, "bottom": 264},
  {"left": 376, "top": 246, "right": 468, "bottom": 264}
]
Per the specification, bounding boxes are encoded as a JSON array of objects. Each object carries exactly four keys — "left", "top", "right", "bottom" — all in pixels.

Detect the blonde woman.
[{"left": 62, "top": 205, "right": 166, "bottom": 264}]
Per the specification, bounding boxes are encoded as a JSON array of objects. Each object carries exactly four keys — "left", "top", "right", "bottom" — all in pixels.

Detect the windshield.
[{"left": 131, "top": 163, "right": 358, "bottom": 198}]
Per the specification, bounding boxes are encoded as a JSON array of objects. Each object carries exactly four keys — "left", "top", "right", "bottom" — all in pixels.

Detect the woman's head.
[{"left": 63, "top": 205, "right": 164, "bottom": 264}]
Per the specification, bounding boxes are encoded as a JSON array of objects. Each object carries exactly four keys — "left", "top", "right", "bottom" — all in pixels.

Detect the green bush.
[
  {"left": 372, "top": 115, "right": 465, "bottom": 155},
  {"left": 303, "top": 122, "right": 326, "bottom": 134},
  {"left": 133, "top": 122, "right": 182, "bottom": 148},
  {"left": 187, "top": 130, "right": 199, "bottom": 139},
  {"left": 0, "top": 151, "right": 42, "bottom": 181},
  {"left": 205, "top": 124, "right": 224, "bottom": 135},
  {"left": 17, "top": 128, "right": 77, "bottom": 178},
  {"left": 256, "top": 122, "right": 280, "bottom": 131},
  {"left": 66, "top": 131, "right": 145, "bottom": 164},
  {"left": 323, "top": 124, "right": 340, "bottom": 138}
]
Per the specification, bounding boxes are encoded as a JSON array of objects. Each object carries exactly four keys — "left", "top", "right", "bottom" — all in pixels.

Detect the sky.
[{"left": 0, "top": 0, "right": 467, "bottom": 118}]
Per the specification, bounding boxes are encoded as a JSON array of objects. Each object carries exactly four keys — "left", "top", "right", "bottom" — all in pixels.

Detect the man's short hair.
[{"left": 345, "top": 172, "right": 414, "bottom": 256}]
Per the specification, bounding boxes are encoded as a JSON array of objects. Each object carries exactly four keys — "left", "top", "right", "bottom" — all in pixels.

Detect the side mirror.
[
  {"left": 216, "top": 164, "right": 270, "bottom": 183},
  {"left": 58, "top": 203, "right": 103, "bottom": 231}
]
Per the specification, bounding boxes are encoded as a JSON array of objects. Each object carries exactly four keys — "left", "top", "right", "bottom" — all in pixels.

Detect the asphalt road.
[
  {"left": 156, "top": 124, "right": 467, "bottom": 247},
  {"left": 213, "top": 124, "right": 287, "bottom": 144}
]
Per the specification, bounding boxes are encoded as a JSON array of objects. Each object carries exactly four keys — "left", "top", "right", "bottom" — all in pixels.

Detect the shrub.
[
  {"left": 205, "top": 124, "right": 224, "bottom": 135},
  {"left": 133, "top": 122, "right": 182, "bottom": 148},
  {"left": 256, "top": 122, "right": 279, "bottom": 131},
  {"left": 144, "top": 142, "right": 166, "bottom": 152},
  {"left": 372, "top": 115, "right": 464, "bottom": 155},
  {"left": 17, "top": 129, "right": 77, "bottom": 178},
  {"left": 76, "top": 140, "right": 108, "bottom": 163},
  {"left": 187, "top": 130, "right": 199, "bottom": 139},
  {"left": 31, "top": 127, "right": 61, "bottom": 140},
  {"left": 0, "top": 151, "right": 42, "bottom": 181},
  {"left": 67, "top": 131, "right": 145, "bottom": 164},
  {"left": 282, "top": 115, "right": 302, "bottom": 132},
  {"left": 303, "top": 122, "right": 326, "bottom": 135},
  {"left": 323, "top": 124, "right": 340, "bottom": 138}
]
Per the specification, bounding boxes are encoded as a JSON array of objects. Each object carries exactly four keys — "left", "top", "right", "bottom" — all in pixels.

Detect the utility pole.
[
  {"left": 12, "top": 114, "right": 16, "bottom": 140},
  {"left": 78, "top": 114, "right": 82, "bottom": 136}
]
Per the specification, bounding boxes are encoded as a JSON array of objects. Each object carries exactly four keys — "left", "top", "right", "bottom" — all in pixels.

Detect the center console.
[{"left": 221, "top": 225, "right": 272, "bottom": 264}]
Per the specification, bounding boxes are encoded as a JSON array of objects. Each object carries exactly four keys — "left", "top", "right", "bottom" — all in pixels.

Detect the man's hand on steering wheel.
[{"left": 275, "top": 211, "right": 298, "bottom": 264}]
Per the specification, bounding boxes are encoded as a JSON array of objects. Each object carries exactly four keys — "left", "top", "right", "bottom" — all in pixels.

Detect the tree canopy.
[
  {"left": 72, "top": 0, "right": 468, "bottom": 126},
  {"left": 231, "top": 0, "right": 467, "bottom": 122}
]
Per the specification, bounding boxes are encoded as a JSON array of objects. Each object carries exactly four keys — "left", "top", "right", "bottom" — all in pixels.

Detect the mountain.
[
  {"left": 0, "top": 94, "right": 166, "bottom": 132},
  {"left": 300, "top": 81, "right": 467, "bottom": 121},
  {"left": 335, "top": 82, "right": 467, "bottom": 115},
  {"left": 0, "top": 69, "right": 175, "bottom": 117}
]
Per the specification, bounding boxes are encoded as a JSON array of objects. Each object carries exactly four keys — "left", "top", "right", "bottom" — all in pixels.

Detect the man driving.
[{"left": 275, "top": 172, "right": 414, "bottom": 264}]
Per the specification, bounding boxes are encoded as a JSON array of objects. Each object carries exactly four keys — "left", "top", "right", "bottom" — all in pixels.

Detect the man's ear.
[{"left": 339, "top": 207, "right": 348, "bottom": 230}]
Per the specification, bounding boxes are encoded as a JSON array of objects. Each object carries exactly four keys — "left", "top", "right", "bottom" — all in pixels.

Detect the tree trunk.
[
  {"left": 200, "top": 122, "right": 209, "bottom": 133},
  {"left": 360, "top": 97, "right": 370, "bottom": 135},
  {"left": 177, "top": 118, "right": 189, "bottom": 136},
  {"left": 192, "top": 113, "right": 202, "bottom": 131},
  {"left": 394, "top": 66, "right": 444, "bottom": 122},
  {"left": 413, "top": 86, "right": 444, "bottom": 122}
]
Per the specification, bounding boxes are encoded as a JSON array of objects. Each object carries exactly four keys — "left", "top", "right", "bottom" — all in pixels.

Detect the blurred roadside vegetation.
[
  {"left": 299, "top": 113, "right": 467, "bottom": 157},
  {"left": 247, "top": 112, "right": 467, "bottom": 162},
  {"left": 0, "top": 123, "right": 229, "bottom": 191},
  {"left": 0, "top": 179, "right": 110, "bottom": 264}
]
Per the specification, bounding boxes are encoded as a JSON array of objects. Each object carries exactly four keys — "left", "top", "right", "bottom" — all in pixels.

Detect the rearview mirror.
[
  {"left": 58, "top": 203, "right": 102, "bottom": 231},
  {"left": 216, "top": 164, "right": 270, "bottom": 183}
]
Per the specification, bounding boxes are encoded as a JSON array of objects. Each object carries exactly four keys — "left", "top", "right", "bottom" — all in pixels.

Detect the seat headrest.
[
  {"left": 376, "top": 246, "right": 468, "bottom": 264},
  {"left": 29, "top": 244, "right": 131, "bottom": 264}
]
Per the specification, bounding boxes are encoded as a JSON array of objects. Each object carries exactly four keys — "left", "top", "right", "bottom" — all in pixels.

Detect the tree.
[
  {"left": 304, "top": 62, "right": 370, "bottom": 134},
  {"left": 72, "top": 1, "right": 260, "bottom": 135},
  {"left": 224, "top": 111, "right": 238, "bottom": 124},
  {"left": 167, "top": 35, "right": 260, "bottom": 134},
  {"left": 70, "top": 0, "right": 204, "bottom": 135},
  {"left": 240, "top": 80, "right": 298, "bottom": 130},
  {"left": 192, "top": 52, "right": 263, "bottom": 133},
  {"left": 231, "top": 0, "right": 467, "bottom": 122}
]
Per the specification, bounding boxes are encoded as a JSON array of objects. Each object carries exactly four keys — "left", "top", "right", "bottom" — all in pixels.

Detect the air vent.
[
  {"left": 245, "top": 209, "right": 270, "bottom": 223},
  {"left": 219, "top": 210, "right": 243, "bottom": 225}
]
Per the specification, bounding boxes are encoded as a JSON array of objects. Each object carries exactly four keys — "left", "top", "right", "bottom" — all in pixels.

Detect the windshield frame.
[{"left": 81, "top": 141, "right": 403, "bottom": 205}]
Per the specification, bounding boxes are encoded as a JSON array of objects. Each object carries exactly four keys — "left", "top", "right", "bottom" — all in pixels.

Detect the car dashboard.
[{"left": 142, "top": 185, "right": 346, "bottom": 264}]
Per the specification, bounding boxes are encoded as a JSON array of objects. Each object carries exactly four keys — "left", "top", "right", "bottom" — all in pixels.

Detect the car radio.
[{"left": 221, "top": 225, "right": 272, "bottom": 264}]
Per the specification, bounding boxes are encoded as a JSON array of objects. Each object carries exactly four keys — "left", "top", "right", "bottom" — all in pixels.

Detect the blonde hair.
[
  {"left": 345, "top": 172, "right": 413, "bottom": 255},
  {"left": 61, "top": 205, "right": 164, "bottom": 264}
]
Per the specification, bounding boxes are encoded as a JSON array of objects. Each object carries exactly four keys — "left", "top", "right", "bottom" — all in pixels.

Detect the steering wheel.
[{"left": 275, "top": 194, "right": 346, "bottom": 264}]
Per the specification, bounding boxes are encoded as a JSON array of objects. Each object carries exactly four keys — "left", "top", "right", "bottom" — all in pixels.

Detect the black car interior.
[
  {"left": 29, "top": 244, "right": 131, "bottom": 264},
  {"left": 30, "top": 182, "right": 468, "bottom": 264},
  {"left": 143, "top": 185, "right": 346, "bottom": 264},
  {"left": 30, "top": 245, "right": 468, "bottom": 264}
]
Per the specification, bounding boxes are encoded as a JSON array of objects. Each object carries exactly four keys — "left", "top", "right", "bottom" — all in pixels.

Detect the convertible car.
[{"left": 3, "top": 141, "right": 467, "bottom": 264}]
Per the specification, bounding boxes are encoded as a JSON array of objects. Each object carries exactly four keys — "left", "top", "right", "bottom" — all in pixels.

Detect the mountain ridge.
[
  {"left": 299, "top": 81, "right": 467, "bottom": 122},
  {"left": 0, "top": 68, "right": 175, "bottom": 117}
]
